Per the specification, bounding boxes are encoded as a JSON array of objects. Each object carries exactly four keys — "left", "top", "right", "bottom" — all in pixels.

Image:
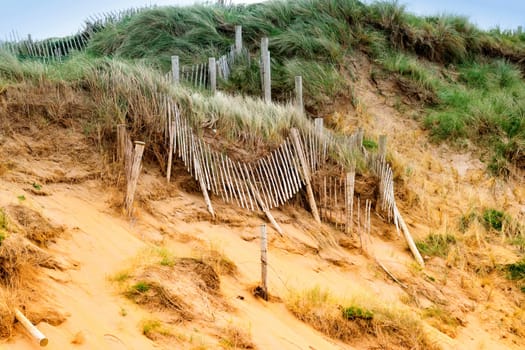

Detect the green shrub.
[
  {"left": 506, "top": 259, "right": 525, "bottom": 281},
  {"left": 0, "top": 208, "right": 7, "bottom": 231},
  {"left": 416, "top": 233, "right": 456, "bottom": 258},
  {"left": 482, "top": 208, "right": 506, "bottom": 231},
  {"left": 363, "top": 139, "right": 378, "bottom": 150},
  {"left": 342, "top": 306, "right": 373, "bottom": 320},
  {"left": 130, "top": 281, "right": 151, "bottom": 293}
]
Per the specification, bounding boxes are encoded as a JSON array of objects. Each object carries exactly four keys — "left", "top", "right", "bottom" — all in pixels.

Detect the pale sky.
[{"left": 0, "top": 0, "right": 523, "bottom": 41}]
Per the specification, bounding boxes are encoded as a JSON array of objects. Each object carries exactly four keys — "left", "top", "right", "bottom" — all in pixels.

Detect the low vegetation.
[
  {"left": 285, "top": 286, "right": 438, "bottom": 349},
  {"left": 2, "top": 0, "right": 523, "bottom": 172},
  {"left": 416, "top": 233, "right": 457, "bottom": 258}
]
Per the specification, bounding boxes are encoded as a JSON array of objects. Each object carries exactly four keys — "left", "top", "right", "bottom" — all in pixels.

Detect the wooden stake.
[
  {"left": 235, "top": 25, "right": 242, "bottom": 54},
  {"left": 261, "top": 37, "right": 271, "bottom": 103},
  {"left": 171, "top": 55, "right": 179, "bottom": 84},
  {"left": 226, "top": 157, "right": 244, "bottom": 208},
  {"left": 266, "top": 154, "right": 285, "bottom": 206},
  {"left": 283, "top": 141, "right": 301, "bottom": 193},
  {"left": 260, "top": 37, "right": 268, "bottom": 93},
  {"left": 166, "top": 118, "right": 175, "bottom": 183},
  {"left": 219, "top": 153, "right": 233, "bottom": 204},
  {"left": 260, "top": 224, "right": 269, "bottom": 301},
  {"left": 238, "top": 161, "right": 255, "bottom": 211},
  {"left": 252, "top": 162, "right": 270, "bottom": 210},
  {"left": 248, "top": 181, "right": 284, "bottom": 235},
  {"left": 209, "top": 57, "right": 216, "bottom": 94},
  {"left": 125, "top": 141, "right": 145, "bottom": 217},
  {"left": 357, "top": 196, "right": 362, "bottom": 247},
  {"left": 194, "top": 143, "right": 215, "bottom": 218},
  {"left": 117, "top": 124, "right": 126, "bottom": 163},
  {"left": 15, "top": 308, "right": 48, "bottom": 347},
  {"left": 290, "top": 128, "right": 320, "bottom": 223},
  {"left": 394, "top": 205, "right": 425, "bottom": 267},
  {"left": 295, "top": 75, "right": 303, "bottom": 114},
  {"left": 346, "top": 170, "right": 355, "bottom": 235},
  {"left": 259, "top": 158, "right": 278, "bottom": 208}
]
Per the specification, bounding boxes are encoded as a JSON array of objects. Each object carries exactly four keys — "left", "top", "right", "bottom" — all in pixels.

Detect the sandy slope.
[
  {"left": 0, "top": 178, "right": 362, "bottom": 349},
  {"left": 1, "top": 56, "right": 523, "bottom": 349}
]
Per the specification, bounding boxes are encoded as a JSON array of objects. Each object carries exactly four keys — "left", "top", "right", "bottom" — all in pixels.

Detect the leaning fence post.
[
  {"left": 125, "top": 141, "right": 145, "bottom": 217},
  {"left": 209, "top": 57, "right": 216, "bottom": 94},
  {"left": 235, "top": 25, "right": 242, "bottom": 55},
  {"left": 171, "top": 55, "right": 179, "bottom": 84},
  {"left": 290, "top": 128, "right": 321, "bottom": 223},
  {"left": 295, "top": 76, "right": 303, "bottom": 114},
  {"left": 260, "top": 224, "right": 268, "bottom": 301}
]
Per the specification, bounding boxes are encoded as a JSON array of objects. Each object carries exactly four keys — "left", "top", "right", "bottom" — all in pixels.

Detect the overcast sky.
[{"left": 0, "top": 0, "right": 523, "bottom": 41}]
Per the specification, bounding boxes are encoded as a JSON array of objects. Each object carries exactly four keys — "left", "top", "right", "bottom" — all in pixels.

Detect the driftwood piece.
[{"left": 15, "top": 308, "right": 48, "bottom": 347}]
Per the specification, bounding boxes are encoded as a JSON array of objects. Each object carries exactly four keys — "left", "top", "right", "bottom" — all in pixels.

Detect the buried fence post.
[
  {"left": 171, "top": 55, "right": 179, "bottom": 84},
  {"left": 260, "top": 224, "right": 268, "bottom": 301},
  {"left": 125, "top": 141, "right": 145, "bottom": 217},
  {"left": 15, "top": 308, "right": 48, "bottom": 347},
  {"left": 235, "top": 25, "right": 242, "bottom": 55},
  {"left": 295, "top": 76, "right": 303, "bottom": 114},
  {"left": 209, "top": 57, "right": 216, "bottom": 94},
  {"left": 290, "top": 128, "right": 321, "bottom": 224}
]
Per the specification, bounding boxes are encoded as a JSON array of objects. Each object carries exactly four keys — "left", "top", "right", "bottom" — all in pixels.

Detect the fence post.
[
  {"left": 209, "top": 57, "right": 216, "bottom": 94},
  {"left": 378, "top": 134, "right": 387, "bottom": 160},
  {"left": 235, "top": 25, "right": 242, "bottom": 54},
  {"left": 261, "top": 37, "right": 271, "bottom": 103},
  {"left": 117, "top": 124, "right": 126, "bottom": 163},
  {"left": 264, "top": 51, "right": 271, "bottom": 103},
  {"left": 295, "top": 75, "right": 303, "bottom": 114},
  {"left": 346, "top": 170, "right": 355, "bottom": 235},
  {"left": 290, "top": 128, "right": 321, "bottom": 223},
  {"left": 171, "top": 55, "right": 179, "bottom": 84},
  {"left": 125, "top": 141, "right": 145, "bottom": 217},
  {"left": 260, "top": 224, "right": 268, "bottom": 301}
]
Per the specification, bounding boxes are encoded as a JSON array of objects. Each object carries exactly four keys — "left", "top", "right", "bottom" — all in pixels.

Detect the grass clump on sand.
[
  {"left": 505, "top": 259, "right": 525, "bottom": 294},
  {"left": 416, "top": 233, "right": 456, "bottom": 258},
  {"left": 141, "top": 318, "right": 174, "bottom": 340},
  {"left": 219, "top": 324, "right": 256, "bottom": 349},
  {"left": 285, "top": 286, "right": 439, "bottom": 349}
]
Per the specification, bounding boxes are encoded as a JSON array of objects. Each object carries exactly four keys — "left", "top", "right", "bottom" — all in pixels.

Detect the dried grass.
[
  {"left": 219, "top": 324, "right": 256, "bottom": 349},
  {"left": 285, "top": 287, "right": 440, "bottom": 350},
  {"left": 118, "top": 252, "right": 227, "bottom": 324},
  {"left": 0, "top": 234, "right": 65, "bottom": 338},
  {"left": 6, "top": 205, "right": 64, "bottom": 247}
]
